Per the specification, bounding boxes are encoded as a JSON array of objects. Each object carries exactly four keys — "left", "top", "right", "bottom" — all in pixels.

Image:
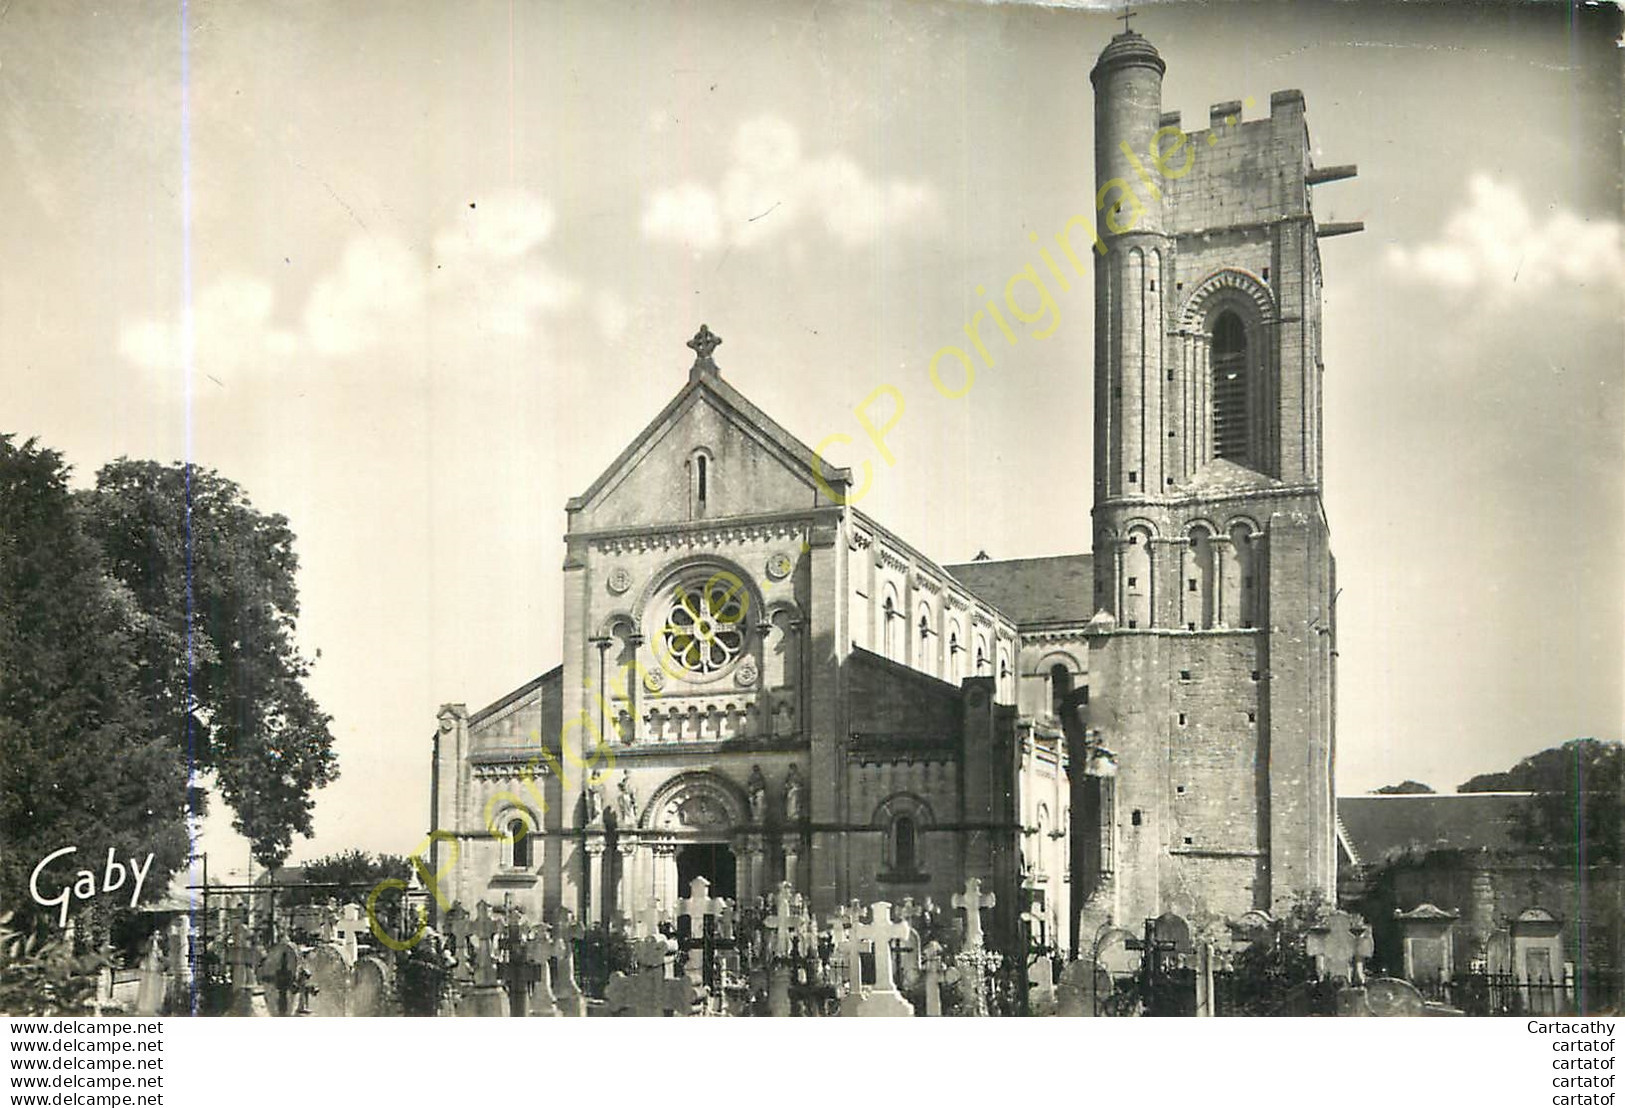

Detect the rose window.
[{"left": 661, "top": 578, "right": 748, "bottom": 676}]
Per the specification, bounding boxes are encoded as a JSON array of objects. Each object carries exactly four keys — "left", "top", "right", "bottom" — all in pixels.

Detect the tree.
[
  {"left": 1373, "top": 780, "right": 1435, "bottom": 794},
  {"left": 1459, "top": 738, "right": 1622, "bottom": 865},
  {"left": 0, "top": 437, "right": 191, "bottom": 937},
  {"left": 80, "top": 461, "right": 339, "bottom": 869},
  {"left": 275, "top": 850, "right": 414, "bottom": 943}
]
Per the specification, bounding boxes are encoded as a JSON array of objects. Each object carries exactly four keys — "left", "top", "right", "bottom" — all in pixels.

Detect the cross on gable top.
[{"left": 686, "top": 324, "right": 722, "bottom": 369}]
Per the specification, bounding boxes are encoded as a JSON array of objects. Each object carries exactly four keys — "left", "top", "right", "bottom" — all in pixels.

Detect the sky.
[{"left": 1, "top": 0, "right": 1620, "bottom": 871}]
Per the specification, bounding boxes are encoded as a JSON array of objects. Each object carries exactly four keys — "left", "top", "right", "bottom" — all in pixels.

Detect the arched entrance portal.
[{"left": 676, "top": 842, "right": 737, "bottom": 902}]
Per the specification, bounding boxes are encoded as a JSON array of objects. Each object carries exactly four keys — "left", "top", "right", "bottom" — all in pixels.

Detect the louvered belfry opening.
[{"left": 1211, "top": 310, "right": 1249, "bottom": 461}]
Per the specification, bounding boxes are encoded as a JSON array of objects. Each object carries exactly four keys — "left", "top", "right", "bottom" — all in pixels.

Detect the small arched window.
[
  {"left": 882, "top": 592, "right": 899, "bottom": 660},
  {"left": 688, "top": 448, "right": 714, "bottom": 518},
  {"left": 508, "top": 817, "right": 531, "bottom": 869},
  {"left": 1050, "top": 663, "right": 1073, "bottom": 719},
  {"left": 1212, "top": 311, "right": 1248, "bottom": 461},
  {"left": 893, "top": 815, "right": 917, "bottom": 874}
]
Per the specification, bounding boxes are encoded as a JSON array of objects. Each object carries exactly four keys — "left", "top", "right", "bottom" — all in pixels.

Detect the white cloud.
[
  {"left": 119, "top": 275, "right": 299, "bottom": 380},
  {"left": 119, "top": 190, "right": 581, "bottom": 382},
  {"left": 641, "top": 182, "right": 723, "bottom": 251},
  {"left": 642, "top": 114, "right": 940, "bottom": 253},
  {"left": 1387, "top": 174, "right": 1625, "bottom": 298}
]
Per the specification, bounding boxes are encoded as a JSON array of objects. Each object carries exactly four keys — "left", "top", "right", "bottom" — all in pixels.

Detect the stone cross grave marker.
[
  {"left": 524, "top": 925, "right": 559, "bottom": 1017},
  {"left": 333, "top": 904, "right": 370, "bottom": 965},
  {"left": 678, "top": 877, "right": 718, "bottom": 935},
  {"left": 953, "top": 877, "right": 996, "bottom": 950},
  {"left": 922, "top": 941, "right": 944, "bottom": 1016},
  {"left": 472, "top": 902, "right": 501, "bottom": 988},
  {"left": 677, "top": 877, "right": 719, "bottom": 985},
  {"left": 605, "top": 936, "right": 695, "bottom": 1017},
  {"left": 765, "top": 882, "right": 798, "bottom": 958},
  {"left": 631, "top": 903, "right": 663, "bottom": 939},
  {"left": 551, "top": 910, "right": 586, "bottom": 1016},
  {"left": 224, "top": 913, "right": 257, "bottom": 1016},
  {"left": 499, "top": 911, "right": 532, "bottom": 1017},
  {"left": 855, "top": 902, "right": 911, "bottom": 995}
]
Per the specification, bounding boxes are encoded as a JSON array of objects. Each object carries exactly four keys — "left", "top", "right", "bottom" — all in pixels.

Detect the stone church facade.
[{"left": 428, "top": 29, "right": 1346, "bottom": 960}]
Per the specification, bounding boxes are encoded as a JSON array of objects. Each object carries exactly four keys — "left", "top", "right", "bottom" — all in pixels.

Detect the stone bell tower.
[{"left": 1076, "top": 27, "right": 1357, "bottom": 934}]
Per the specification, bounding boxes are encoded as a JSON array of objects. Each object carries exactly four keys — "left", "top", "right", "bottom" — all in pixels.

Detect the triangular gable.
[{"left": 568, "top": 368, "right": 852, "bottom": 528}]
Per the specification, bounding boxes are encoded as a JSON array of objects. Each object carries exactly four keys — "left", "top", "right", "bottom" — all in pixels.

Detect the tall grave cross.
[
  {"left": 677, "top": 876, "right": 733, "bottom": 992},
  {"left": 764, "top": 882, "right": 798, "bottom": 959},
  {"left": 333, "top": 904, "right": 370, "bottom": 964},
  {"left": 953, "top": 877, "right": 997, "bottom": 950},
  {"left": 855, "top": 902, "right": 913, "bottom": 994},
  {"left": 471, "top": 902, "right": 502, "bottom": 988}
]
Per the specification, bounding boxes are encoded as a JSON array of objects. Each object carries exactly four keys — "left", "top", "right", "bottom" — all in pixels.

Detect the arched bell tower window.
[
  {"left": 1212, "top": 312, "right": 1248, "bottom": 461},
  {"left": 1050, "top": 663, "right": 1073, "bottom": 719}
]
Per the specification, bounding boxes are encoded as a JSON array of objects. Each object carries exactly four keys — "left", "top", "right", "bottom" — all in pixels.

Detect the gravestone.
[
  {"left": 224, "top": 914, "right": 259, "bottom": 1017},
  {"left": 604, "top": 936, "right": 695, "bottom": 1017},
  {"left": 333, "top": 904, "right": 370, "bottom": 964},
  {"left": 348, "top": 956, "right": 391, "bottom": 1017},
  {"left": 134, "top": 935, "right": 166, "bottom": 1017},
  {"left": 1152, "top": 912, "right": 1194, "bottom": 960},
  {"left": 1095, "top": 929, "right": 1139, "bottom": 977},
  {"left": 164, "top": 918, "right": 191, "bottom": 1015},
  {"left": 1362, "top": 976, "right": 1425, "bottom": 1017},
  {"left": 442, "top": 904, "right": 476, "bottom": 1012},
  {"left": 258, "top": 942, "right": 304, "bottom": 1017},
  {"left": 457, "top": 902, "right": 508, "bottom": 1017},
  {"left": 921, "top": 942, "right": 943, "bottom": 1016},
  {"left": 304, "top": 945, "right": 351, "bottom": 1017},
  {"left": 840, "top": 901, "right": 914, "bottom": 1017},
  {"left": 953, "top": 877, "right": 996, "bottom": 950},
  {"left": 677, "top": 877, "right": 719, "bottom": 985},
  {"left": 551, "top": 910, "right": 586, "bottom": 1016},
  {"left": 1057, "top": 959, "right": 1112, "bottom": 1017},
  {"left": 1306, "top": 911, "right": 1373, "bottom": 983},
  {"left": 524, "top": 926, "right": 560, "bottom": 1017},
  {"left": 1028, "top": 955, "right": 1057, "bottom": 1016}
]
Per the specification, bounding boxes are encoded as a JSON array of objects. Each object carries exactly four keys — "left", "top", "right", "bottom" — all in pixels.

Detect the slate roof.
[
  {"left": 1336, "top": 793, "right": 1532, "bottom": 867},
  {"left": 943, "top": 553, "right": 1095, "bottom": 627}
]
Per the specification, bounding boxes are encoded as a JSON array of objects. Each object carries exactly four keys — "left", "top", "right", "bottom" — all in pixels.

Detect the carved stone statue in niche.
[
  {"left": 746, "top": 765, "right": 768, "bottom": 825},
  {"left": 782, "top": 764, "right": 804, "bottom": 823},
  {"left": 616, "top": 771, "right": 638, "bottom": 826}
]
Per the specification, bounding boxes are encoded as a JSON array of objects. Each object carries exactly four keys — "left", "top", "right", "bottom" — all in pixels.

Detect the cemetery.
[{"left": 53, "top": 873, "right": 1591, "bottom": 1019}]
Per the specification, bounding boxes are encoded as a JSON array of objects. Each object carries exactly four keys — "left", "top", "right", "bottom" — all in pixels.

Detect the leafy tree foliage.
[
  {"left": 80, "top": 460, "right": 339, "bottom": 869},
  {"left": 1459, "top": 738, "right": 1622, "bottom": 865},
  {"left": 1373, "top": 780, "right": 1435, "bottom": 794},
  {"left": 0, "top": 438, "right": 191, "bottom": 936}
]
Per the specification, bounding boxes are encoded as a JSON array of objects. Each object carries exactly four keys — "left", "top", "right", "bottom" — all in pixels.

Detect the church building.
[{"left": 428, "top": 28, "right": 1351, "bottom": 961}]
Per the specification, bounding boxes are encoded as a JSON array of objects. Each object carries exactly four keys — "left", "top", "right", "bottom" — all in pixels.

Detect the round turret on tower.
[{"left": 1091, "top": 31, "right": 1166, "bottom": 234}]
